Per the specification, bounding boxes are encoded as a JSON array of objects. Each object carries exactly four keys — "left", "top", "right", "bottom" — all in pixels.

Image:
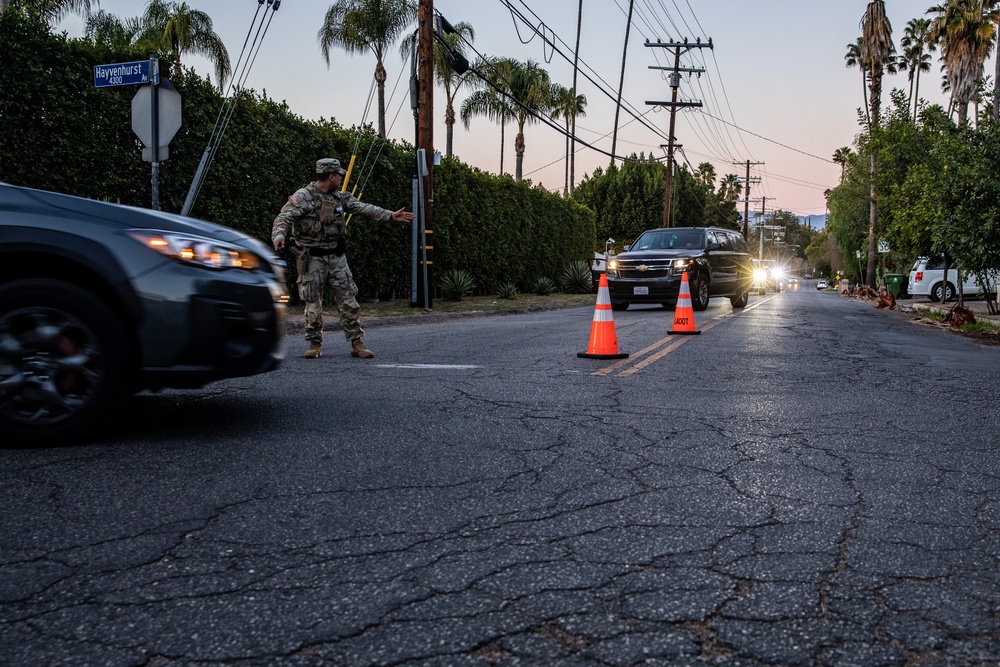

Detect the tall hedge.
[{"left": 0, "top": 9, "right": 594, "bottom": 299}]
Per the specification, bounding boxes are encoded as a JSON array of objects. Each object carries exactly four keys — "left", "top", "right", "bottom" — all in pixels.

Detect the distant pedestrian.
[{"left": 272, "top": 158, "right": 415, "bottom": 359}]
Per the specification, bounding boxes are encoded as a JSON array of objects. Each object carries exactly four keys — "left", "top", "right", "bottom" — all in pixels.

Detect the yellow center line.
[
  {"left": 616, "top": 318, "right": 725, "bottom": 376},
  {"left": 592, "top": 293, "right": 780, "bottom": 377}
]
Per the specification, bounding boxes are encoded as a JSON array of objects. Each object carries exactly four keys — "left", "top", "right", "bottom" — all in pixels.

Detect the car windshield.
[{"left": 631, "top": 230, "right": 703, "bottom": 251}]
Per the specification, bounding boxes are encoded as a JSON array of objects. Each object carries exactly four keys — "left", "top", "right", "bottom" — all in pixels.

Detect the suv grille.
[{"left": 617, "top": 260, "right": 674, "bottom": 279}]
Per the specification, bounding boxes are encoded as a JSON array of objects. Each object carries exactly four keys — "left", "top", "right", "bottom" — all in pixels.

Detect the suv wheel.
[
  {"left": 0, "top": 279, "right": 133, "bottom": 443},
  {"left": 690, "top": 274, "right": 710, "bottom": 311},
  {"left": 931, "top": 282, "right": 955, "bottom": 302},
  {"left": 730, "top": 287, "right": 749, "bottom": 308}
]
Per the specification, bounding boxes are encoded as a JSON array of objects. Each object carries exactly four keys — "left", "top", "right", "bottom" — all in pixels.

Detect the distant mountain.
[{"left": 800, "top": 214, "right": 827, "bottom": 230}]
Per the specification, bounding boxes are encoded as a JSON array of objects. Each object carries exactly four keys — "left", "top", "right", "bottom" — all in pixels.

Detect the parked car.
[
  {"left": 907, "top": 255, "right": 993, "bottom": 302},
  {"left": 0, "top": 182, "right": 288, "bottom": 443},
  {"left": 606, "top": 227, "right": 753, "bottom": 311},
  {"left": 816, "top": 279, "right": 829, "bottom": 289}
]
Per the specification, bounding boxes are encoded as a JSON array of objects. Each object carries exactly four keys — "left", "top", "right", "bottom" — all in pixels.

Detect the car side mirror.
[{"left": 624, "top": 244, "right": 631, "bottom": 252}]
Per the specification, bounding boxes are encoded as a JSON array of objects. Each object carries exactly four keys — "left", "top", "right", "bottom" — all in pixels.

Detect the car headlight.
[
  {"left": 771, "top": 267, "right": 785, "bottom": 279},
  {"left": 607, "top": 259, "right": 619, "bottom": 276},
  {"left": 673, "top": 258, "right": 693, "bottom": 270},
  {"left": 128, "top": 230, "right": 263, "bottom": 270},
  {"left": 753, "top": 268, "right": 768, "bottom": 281}
]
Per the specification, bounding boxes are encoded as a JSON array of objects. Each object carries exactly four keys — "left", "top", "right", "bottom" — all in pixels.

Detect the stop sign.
[{"left": 131, "top": 79, "right": 181, "bottom": 147}]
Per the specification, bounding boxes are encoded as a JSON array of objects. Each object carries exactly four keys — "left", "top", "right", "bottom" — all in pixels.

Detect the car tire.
[
  {"left": 611, "top": 302, "right": 629, "bottom": 312},
  {"left": 690, "top": 274, "right": 710, "bottom": 311},
  {"left": 730, "top": 288, "right": 749, "bottom": 308},
  {"left": 932, "top": 282, "right": 955, "bottom": 302},
  {"left": 0, "top": 279, "right": 133, "bottom": 444}
]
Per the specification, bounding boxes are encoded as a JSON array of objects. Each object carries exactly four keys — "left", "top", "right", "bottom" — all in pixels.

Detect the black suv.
[
  {"left": 0, "top": 182, "right": 288, "bottom": 442},
  {"left": 606, "top": 226, "right": 753, "bottom": 311}
]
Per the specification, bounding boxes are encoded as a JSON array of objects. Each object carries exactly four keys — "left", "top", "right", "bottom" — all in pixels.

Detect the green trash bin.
[{"left": 884, "top": 274, "right": 905, "bottom": 298}]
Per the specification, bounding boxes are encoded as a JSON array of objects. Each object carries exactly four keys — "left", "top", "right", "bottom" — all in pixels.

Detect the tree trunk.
[
  {"left": 445, "top": 103, "right": 455, "bottom": 157},
  {"left": 913, "top": 65, "right": 922, "bottom": 121},
  {"left": 499, "top": 122, "right": 505, "bottom": 175},
  {"left": 514, "top": 129, "right": 525, "bottom": 182},
  {"left": 564, "top": 120, "right": 570, "bottom": 195},
  {"left": 375, "top": 61, "right": 387, "bottom": 138},
  {"left": 866, "top": 150, "right": 878, "bottom": 288}
]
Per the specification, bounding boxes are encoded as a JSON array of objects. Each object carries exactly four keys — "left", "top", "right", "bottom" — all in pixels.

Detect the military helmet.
[{"left": 316, "top": 158, "right": 346, "bottom": 175}]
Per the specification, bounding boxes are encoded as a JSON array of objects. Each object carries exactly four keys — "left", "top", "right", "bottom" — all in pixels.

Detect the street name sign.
[{"left": 93, "top": 61, "right": 150, "bottom": 88}]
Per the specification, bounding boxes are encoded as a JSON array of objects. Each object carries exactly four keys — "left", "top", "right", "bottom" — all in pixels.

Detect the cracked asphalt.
[{"left": 2, "top": 288, "right": 999, "bottom": 666}]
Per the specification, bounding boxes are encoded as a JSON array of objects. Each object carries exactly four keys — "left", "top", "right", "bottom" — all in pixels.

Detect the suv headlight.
[
  {"left": 673, "top": 258, "right": 693, "bottom": 270},
  {"left": 607, "top": 259, "right": 619, "bottom": 277},
  {"left": 128, "top": 230, "right": 263, "bottom": 270}
]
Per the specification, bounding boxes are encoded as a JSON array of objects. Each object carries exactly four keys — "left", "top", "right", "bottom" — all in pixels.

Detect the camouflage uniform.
[{"left": 272, "top": 159, "right": 393, "bottom": 348}]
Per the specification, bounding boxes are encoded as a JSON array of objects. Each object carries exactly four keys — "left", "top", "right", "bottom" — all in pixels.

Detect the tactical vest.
[{"left": 292, "top": 186, "right": 348, "bottom": 252}]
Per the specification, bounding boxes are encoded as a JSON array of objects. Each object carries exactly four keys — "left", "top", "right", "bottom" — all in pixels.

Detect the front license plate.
[{"left": 633, "top": 286, "right": 649, "bottom": 295}]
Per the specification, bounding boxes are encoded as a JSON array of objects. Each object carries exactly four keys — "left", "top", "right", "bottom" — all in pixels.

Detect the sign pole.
[{"left": 150, "top": 54, "right": 160, "bottom": 211}]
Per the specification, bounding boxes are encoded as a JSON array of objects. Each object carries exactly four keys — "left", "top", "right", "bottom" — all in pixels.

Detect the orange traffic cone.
[
  {"left": 578, "top": 274, "right": 629, "bottom": 359},
  {"left": 670, "top": 271, "right": 701, "bottom": 335}
]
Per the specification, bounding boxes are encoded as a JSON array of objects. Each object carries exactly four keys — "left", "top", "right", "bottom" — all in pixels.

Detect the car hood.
[
  {"left": 616, "top": 248, "right": 703, "bottom": 260},
  {"left": 1, "top": 182, "right": 264, "bottom": 251}
]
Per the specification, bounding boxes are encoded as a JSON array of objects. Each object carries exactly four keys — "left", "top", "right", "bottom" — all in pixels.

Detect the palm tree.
[
  {"left": 549, "top": 83, "right": 586, "bottom": 194},
  {"left": 832, "top": 146, "right": 852, "bottom": 182},
  {"left": 719, "top": 174, "right": 741, "bottom": 203},
  {"left": 83, "top": 9, "right": 144, "bottom": 49},
  {"left": 861, "top": 0, "right": 894, "bottom": 288},
  {"left": 900, "top": 18, "right": 934, "bottom": 120},
  {"left": 2, "top": 0, "right": 95, "bottom": 21},
  {"left": 844, "top": 38, "right": 872, "bottom": 128},
  {"left": 927, "top": 0, "right": 999, "bottom": 125},
  {"left": 506, "top": 59, "right": 552, "bottom": 182},
  {"left": 318, "top": 0, "right": 417, "bottom": 139},
  {"left": 138, "top": 0, "right": 231, "bottom": 90},
  {"left": 400, "top": 19, "right": 474, "bottom": 157},
  {"left": 460, "top": 56, "right": 517, "bottom": 176}
]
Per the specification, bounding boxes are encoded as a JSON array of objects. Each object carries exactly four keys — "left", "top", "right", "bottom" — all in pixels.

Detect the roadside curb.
[{"left": 283, "top": 304, "right": 590, "bottom": 334}]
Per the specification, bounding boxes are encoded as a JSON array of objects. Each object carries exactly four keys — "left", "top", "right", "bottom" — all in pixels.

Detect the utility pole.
[
  {"left": 414, "top": 0, "right": 434, "bottom": 308},
  {"left": 646, "top": 37, "right": 712, "bottom": 227},
  {"left": 733, "top": 160, "right": 763, "bottom": 238}
]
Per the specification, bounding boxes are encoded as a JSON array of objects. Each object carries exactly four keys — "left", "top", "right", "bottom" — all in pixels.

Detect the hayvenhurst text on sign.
[{"left": 93, "top": 61, "right": 150, "bottom": 88}]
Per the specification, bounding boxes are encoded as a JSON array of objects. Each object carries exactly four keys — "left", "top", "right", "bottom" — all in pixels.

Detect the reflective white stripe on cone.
[
  {"left": 670, "top": 271, "right": 700, "bottom": 334},
  {"left": 578, "top": 274, "right": 628, "bottom": 359}
]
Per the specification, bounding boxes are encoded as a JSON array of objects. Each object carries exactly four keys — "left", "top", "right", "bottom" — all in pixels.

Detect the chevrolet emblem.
[{"left": 637, "top": 264, "right": 649, "bottom": 271}]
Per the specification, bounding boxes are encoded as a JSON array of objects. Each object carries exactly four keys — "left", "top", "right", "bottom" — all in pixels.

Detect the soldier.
[{"left": 272, "top": 158, "right": 415, "bottom": 359}]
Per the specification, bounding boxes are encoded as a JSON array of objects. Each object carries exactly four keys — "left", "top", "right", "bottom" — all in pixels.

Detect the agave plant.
[
  {"left": 439, "top": 268, "right": 476, "bottom": 300},
  {"left": 497, "top": 281, "right": 519, "bottom": 299},
  {"left": 531, "top": 276, "right": 558, "bottom": 296},
  {"left": 560, "top": 259, "right": 593, "bottom": 294}
]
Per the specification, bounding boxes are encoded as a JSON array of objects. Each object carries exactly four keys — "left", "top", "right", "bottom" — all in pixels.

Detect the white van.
[{"left": 907, "top": 256, "right": 983, "bottom": 302}]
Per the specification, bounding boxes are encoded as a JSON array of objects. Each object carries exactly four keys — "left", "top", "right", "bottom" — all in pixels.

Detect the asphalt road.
[{"left": 2, "top": 286, "right": 1000, "bottom": 666}]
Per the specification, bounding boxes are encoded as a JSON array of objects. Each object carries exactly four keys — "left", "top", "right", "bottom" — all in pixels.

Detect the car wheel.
[
  {"left": 730, "top": 288, "right": 749, "bottom": 308},
  {"left": 611, "top": 302, "right": 629, "bottom": 312},
  {"left": 932, "top": 282, "right": 955, "bottom": 302},
  {"left": 0, "top": 279, "right": 133, "bottom": 444},
  {"left": 690, "top": 274, "right": 710, "bottom": 311}
]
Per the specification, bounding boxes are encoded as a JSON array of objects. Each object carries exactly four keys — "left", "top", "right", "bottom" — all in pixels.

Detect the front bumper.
[
  {"left": 607, "top": 275, "right": 684, "bottom": 304},
  {"left": 132, "top": 262, "right": 287, "bottom": 390}
]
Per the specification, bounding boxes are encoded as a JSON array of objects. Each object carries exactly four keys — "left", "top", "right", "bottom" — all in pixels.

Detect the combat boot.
[
  {"left": 351, "top": 339, "right": 374, "bottom": 359},
  {"left": 304, "top": 342, "right": 322, "bottom": 359}
]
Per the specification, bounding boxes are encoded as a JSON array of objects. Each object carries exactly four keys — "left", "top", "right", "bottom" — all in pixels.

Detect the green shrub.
[
  {"left": 560, "top": 259, "right": 593, "bottom": 294},
  {"left": 439, "top": 268, "right": 476, "bottom": 300},
  {"left": 531, "top": 276, "right": 558, "bottom": 295},
  {"left": 497, "top": 281, "right": 519, "bottom": 299}
]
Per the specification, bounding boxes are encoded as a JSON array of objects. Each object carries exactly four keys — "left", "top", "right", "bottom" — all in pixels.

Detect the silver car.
[{"left": 0, "top": 182, "right": 288, "bottom": 443}]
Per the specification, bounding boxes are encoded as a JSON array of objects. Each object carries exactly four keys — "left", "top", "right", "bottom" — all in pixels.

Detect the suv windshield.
[{"left": 631, "top": 230, "right": 704, "bottom": 251}]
